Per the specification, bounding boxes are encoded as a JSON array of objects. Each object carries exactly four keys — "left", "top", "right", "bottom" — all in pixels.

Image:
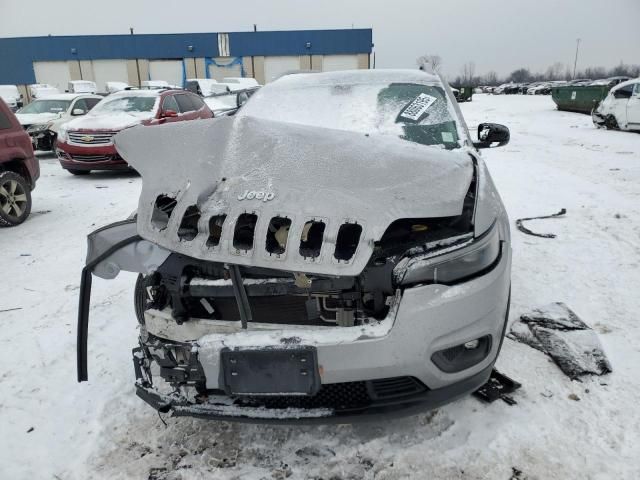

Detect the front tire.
[
  {"left": 0, "top": 171, "right": 32, "bottom": 227},
  {"left": 67, "top": 169, "right": 91, "bottom": 176},
  {"left": 605, "top": 115, "right": 619, "bottom": 130}
]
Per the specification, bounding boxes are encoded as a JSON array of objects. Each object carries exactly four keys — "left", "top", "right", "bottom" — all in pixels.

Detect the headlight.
[
  {"left": 57, "top": 126, "right": 69, "bottom": 142},
  {"left": 27, "top": 123, "right": 51, "bottom": 133},
  {"left": 395, "top": 223, "right": 501, "bottom": 285}
]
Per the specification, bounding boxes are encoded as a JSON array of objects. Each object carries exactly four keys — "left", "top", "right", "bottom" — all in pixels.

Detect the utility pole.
[
  {"left": 572, "top": 38, "right": 581, "bottom": 79},
  {"left": 131, "top": 27, "right": 141, "bottom": 87}
]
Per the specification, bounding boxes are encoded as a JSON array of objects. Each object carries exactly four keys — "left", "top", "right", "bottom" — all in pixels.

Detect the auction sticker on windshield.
[{"left": 398, "top": 93, "right": 437, "bottom": 122}]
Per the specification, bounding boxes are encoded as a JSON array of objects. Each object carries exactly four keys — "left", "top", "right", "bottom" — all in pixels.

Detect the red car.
[
  {"left": 0, "top": 98, "right": 39, "bottom": 226},
  {"left": 56, "top": 89, "right": 213, "bottom": 175}
]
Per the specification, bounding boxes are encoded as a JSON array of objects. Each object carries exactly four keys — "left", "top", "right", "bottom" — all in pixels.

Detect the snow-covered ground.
[{"left": 1, "top": 94, "right": 639, "bottom": 479}]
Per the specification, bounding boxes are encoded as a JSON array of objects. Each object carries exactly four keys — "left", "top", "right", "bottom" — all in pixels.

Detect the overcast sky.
[{"left": 1, "top": 0, "right": 638, "bottom": 78}]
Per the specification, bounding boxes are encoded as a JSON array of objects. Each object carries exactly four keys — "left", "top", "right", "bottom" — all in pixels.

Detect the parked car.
[
  {"left": 589, "top": 77, "right": 631, "bottom": 89},
  {"left": 492, "top": 83, "right": 511, "bottom": 94},
  {"left": 527, "top": 82, "right": 553, "bottom": 95},
  {"left": 16, "top": 94, "right": 102, "bottom": 151},
  {"left": 566, "top": 78, "right": 593, "bottom": 86},
  {"left": 141, "top": 80, "right": 182, "bottom": 90},
  {"left": 592, "top": 78, "right": 640, "bottom": 131},
  {"left": 105, "top": 82, "right": 131, "bottom": 94},
  {"left": 185, "top": 78, "right": 220, "bottom": 96},
  {"left": 203, "top": 88, "right": 257, "bottom": 116},
  {"left": 29, "top": 84, "right": 60, "bottom": 99},
  {"left": 0, "top": 85, "right": 23, "bottom": 111},
  {"left": 222, "top": 77, "right": 261, "bottom": 88},
  {"left": 0, "top": 99, "right": 39, "bottom": 226},
  {"left": 67, "top": 80, "right": 97, "bottom": 94},
  {"left": 77, "top": 69, "right": 512, "bottom": 422},
  {"left": 56, "top": 89, "right": 214, "bottom": 175}
]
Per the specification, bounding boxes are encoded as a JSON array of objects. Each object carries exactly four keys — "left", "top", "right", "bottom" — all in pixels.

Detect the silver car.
[{"left": 77, "top": 69, "right": 512, "bottom": 422}]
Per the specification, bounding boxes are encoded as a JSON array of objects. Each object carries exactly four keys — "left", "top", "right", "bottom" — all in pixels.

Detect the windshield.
[
  {"left": 240, "top": 81, "right": 460, "bottom": 149},
  {"left": 90, "top": 96, "right": 158, "bottom": 115},
  {"left": 19, "top": 99, "right": 71, "bottom": 114}
]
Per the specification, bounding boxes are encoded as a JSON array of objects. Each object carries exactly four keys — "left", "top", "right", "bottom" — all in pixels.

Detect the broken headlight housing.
[
  {"left": 396, "top": 222, "right": 501, "bottom": 286},
  {"left": 26, "top": 123, "right": 52, "bottom": 133}
]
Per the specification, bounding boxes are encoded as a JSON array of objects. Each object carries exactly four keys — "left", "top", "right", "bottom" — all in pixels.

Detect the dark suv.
[{"left": 0, "top": 99, "right": 39, "bottom": 226}]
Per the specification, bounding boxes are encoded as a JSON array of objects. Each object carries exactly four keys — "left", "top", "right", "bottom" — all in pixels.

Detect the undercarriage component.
[
  {"left": 472, "top": 369, "right": 521, "bottom": 405},
  {"left": 515, "top": 208, "right": 566, "bottom": 239}
]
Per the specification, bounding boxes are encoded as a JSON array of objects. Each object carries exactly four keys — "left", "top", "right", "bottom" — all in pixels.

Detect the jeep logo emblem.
[{"left": 237, "top": 190, "right": 275, "bottom": 202}]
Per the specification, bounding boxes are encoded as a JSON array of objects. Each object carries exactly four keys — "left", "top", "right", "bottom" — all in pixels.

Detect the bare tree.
[
  {"left": 417, "top": 54, "right": 442, "bottom": 72},
  {"left": 545, "top": 62, "right": 564, "bottom": 80},
  {"left": 460, "top": 62, "right": 476, "bottom": 84}
]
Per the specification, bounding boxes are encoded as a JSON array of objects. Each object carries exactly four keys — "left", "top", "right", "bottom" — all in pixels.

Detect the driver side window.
[
  {"left": 162, "top": 95, "right": 179, "bottom": 114},
  {"left": 72, "top": 98, "right": 88, "bottom": 114},
  {"left": 633, "top": 83, "right": 640, "bottom": 96}
]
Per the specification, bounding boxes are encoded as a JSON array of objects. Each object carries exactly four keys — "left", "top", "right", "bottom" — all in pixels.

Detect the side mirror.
[
  {"left": 162, "top": 109, "right": 178, "bottom": 118},
  {"left": 72, "top": 108, "right": 86, "bottom": 116},
  {"left": 237, "top": 91, "right": 250, "bottom": 108},
  {"left": 474, "top": 123, "right": 510, "bottom": 149}
]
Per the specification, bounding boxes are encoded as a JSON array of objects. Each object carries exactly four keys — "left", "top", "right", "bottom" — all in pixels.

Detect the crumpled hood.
[
  {"left": 16, "top": 112, "right": 61, "bottom": 126},
  {"left": 65, "top": 112, "right": 152, "bottom": 131},
  {"left": 115, "top": 116, "right": 473, "bottom": 275}
]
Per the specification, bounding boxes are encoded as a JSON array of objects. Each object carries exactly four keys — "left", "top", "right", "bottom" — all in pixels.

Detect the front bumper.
[
  {"left": 592, "top": 110, "right": 606, "bottom": 126},
  {"left": 28, "top": 129, "right": 55, "bottom": 151},
  {"left": 78, "top": 220, "right": 511, "bottom": 422},
  {"left": 56, "top": 140, "right": 129, "bottom": 171},
  {"left": 133, "top": 360, "right": 495, "bottom": 424},
  {"left": 130, "top": 246, "right": 510, "bottom": 422}
]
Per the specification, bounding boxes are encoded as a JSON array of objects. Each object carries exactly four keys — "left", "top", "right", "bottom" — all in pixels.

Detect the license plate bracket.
[{"left": 220, "top": 346, "right": 320, "bottom": 396}]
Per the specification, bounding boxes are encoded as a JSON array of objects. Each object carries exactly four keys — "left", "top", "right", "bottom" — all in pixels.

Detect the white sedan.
[
  {"left": 592, "top": 78, "right": 640, "bottom": 131},
  {"left": 15, "top": 93, "right": 102, "bottom": 150}
]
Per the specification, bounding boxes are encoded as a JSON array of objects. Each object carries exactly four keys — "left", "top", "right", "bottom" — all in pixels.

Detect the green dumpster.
[
  {"left": 452, "top": 85, "right": 473, "bottom": 102},
  {"left": 551, "top": 85, "right": 610, "bottom": 114}
]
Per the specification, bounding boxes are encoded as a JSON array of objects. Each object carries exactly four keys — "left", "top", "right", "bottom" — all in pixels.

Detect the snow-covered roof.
[
  {"left": 611, "top": 77, "right": 640, "bottom": 91},
  {"left": 271, "top": 69, "right": 441, "bottom": 88},
  {"left": 108, "top": 89, "right": 164, "bottom": 98},
  {"left": 31, "top": 93, "right": 99, "bottom": 101}
]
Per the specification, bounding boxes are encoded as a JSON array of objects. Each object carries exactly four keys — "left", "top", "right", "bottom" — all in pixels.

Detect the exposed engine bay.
[{"left": 135, "top": 203, "right": 476, "bottom": 331}]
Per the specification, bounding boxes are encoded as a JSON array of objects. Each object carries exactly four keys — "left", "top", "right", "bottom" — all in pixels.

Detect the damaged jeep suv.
[{"left": 77, "top": 70, "right": 512, "bottom": 422}]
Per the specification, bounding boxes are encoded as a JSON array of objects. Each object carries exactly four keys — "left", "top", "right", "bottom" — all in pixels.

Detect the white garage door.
[
  {"left": 207, "top": 58, "right": 243, "bottom": 82},
  {"left": 322, "top": 55, "right": 360, "bottom": 72},
  {"left": 264, "top": 56, "right": 301, "bottom": 83},
  {"left": 91, "top": 60, "right": 129, "bottom": 93},
  {"left": 149, "top": 60, "right": 184, "bottom": 88},
  {"left": 33, "top": 61, "right": 71, "bottom": 91}
]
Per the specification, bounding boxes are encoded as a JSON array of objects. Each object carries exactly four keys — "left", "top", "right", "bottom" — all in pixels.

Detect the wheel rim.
[{"left": 0, "top": 179, "right": 28, "bottom": 220}]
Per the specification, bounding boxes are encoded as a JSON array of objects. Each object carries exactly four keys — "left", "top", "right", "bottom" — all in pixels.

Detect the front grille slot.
[
  {"left": 266, "top": 216, "right": 291, "bottom": 255},
  {"left": 334, "top": 223, "right": 362, "bottom": 261},
  {"left": 233, "top": 213, "right": 258, "bottom": 251},
  {"left": 151, "top": 195, "right": 177, "bottom": 231},
  {"left": 178, "top": 205, "right": 200, "bottom": 241},
  {"left": 299, "top": 220, "right": 325, "bottom": 258},
  {"left": 207, "top": 215, "right": 227, "bottom": 247},
  {"left": 68, "top": 131, "right": 117, "bottom": 145}
]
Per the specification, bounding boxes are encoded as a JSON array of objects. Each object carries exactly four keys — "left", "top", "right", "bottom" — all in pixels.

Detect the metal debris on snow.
[
  {"left": 515, "top": 208, "right": 566, "bottom": 238},
  {"left": 509, "top": 302, "right": 612, "bottom": 379},
  {"left": 473, "top": 369, "right": 522, "bottom": 405}
]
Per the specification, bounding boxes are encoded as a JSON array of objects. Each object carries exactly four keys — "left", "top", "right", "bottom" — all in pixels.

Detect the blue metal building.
[{"left": 0, "top": 29, "right": 373, "bottom": 91}]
